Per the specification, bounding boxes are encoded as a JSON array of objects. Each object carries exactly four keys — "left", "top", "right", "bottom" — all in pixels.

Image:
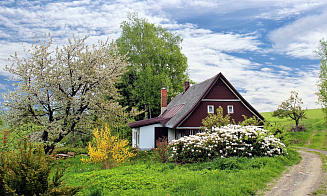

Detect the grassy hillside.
[
  {"left": 262, "top": 108, "right": 327, "bottom": 150},
  {"left": 262, "top": 108, "right": 327, "bottom": 131}
]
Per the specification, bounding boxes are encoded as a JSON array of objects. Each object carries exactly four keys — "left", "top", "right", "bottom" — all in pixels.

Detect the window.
[
  {"left": 207, "top": 105, "right": 214, "bottom": 113},
  {"left": 227, "top": 105, "right": 234, "bottom": 114}
]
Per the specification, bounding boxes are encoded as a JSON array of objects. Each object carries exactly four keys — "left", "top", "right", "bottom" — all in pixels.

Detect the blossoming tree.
[{"left": 2, "top": 34, "right": 138, "bottom": 152}]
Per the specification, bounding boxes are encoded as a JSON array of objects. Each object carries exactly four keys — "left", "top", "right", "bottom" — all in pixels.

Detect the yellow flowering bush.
[{"left": 82, "top": 125, "right": 135, "bottom": 169}]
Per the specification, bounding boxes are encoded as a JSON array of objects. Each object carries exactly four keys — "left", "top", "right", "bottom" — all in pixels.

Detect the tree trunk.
[
  {"left": 295, "top": 120, "right": 299, "bottom": 133},
  {"left": 72, "top": 130, "right": 75, "bottom": 147}
]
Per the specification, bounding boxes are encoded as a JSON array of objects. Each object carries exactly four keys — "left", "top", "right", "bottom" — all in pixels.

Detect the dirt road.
[{"left": 263, "top": 150, "right": 324, "bottom": 196}]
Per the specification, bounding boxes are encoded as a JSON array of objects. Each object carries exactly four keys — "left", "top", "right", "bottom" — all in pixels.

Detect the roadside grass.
[
  {"left": 61, "top": 149, "right": 300, "bottom": 196},
  {"left": 306, "top": 151, "right": 327, "bottom": 195}
]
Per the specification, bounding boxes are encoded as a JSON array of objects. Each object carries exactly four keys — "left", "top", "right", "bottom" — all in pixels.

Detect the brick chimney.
[
  {"left": 161, "top": 88, "right": 167, "bottom": 114},
  {"left": 184, "top": 81, "right": 190, "bottom": 93}
]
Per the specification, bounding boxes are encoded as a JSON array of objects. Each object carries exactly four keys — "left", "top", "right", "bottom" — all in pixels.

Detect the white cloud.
[
  {"left": 269, "top": 12, "right": 327, "bottom": 59},
  {"left": 0, "top": 0, "right": 323, "bottom": 113}
]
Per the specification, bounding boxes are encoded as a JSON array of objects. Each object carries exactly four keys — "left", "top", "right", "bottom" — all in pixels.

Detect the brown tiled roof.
[{"left": 128, "top": 104, "right": 184, "bottom": 128}]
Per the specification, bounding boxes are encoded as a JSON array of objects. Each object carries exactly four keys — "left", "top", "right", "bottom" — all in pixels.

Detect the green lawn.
[
  {"left": 62, "top": 151, "right": 300, "bottom": 196},
  {"left": 2, "top": 108, "right": 327, "bottom": 195}
]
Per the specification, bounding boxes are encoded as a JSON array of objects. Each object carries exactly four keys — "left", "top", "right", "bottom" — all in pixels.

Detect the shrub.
[
  {"left": 0, "top": 139, "right": 84, "bottom": 195},
  {"left": 201, "top": 106, "right": 230, "bottom": 130},
  {"left": 152, "top": 137, "right": 169, "bottom": 163},
  {"left": 54, "top": 146, "right": 88, "bottom": 155},
  {"left": 289, "top": 124, "right": 307, "bottom": 132},
  {"left": 82, "top": 125, "right": 135, "bottom": 169},
  {"left": 169, "top": 125, "right": 287, "bottom": 163},
  {"left": 241, "top": 115, "right": 261, "bottom": 126}
]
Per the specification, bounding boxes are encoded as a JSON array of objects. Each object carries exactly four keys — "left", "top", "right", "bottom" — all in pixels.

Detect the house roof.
[
  {"left": 128, "top": 104, "right": 184, "bottom": 128},
  {"left": 128, "top": 72, "right": 264, "bottom": 129}
]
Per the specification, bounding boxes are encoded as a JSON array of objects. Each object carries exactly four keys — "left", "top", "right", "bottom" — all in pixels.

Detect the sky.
[{"left": 0, "top": 0, "right": 326, "bottom": 112}]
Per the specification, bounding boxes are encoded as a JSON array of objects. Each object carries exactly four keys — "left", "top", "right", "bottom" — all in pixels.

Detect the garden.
[{"left": 0, "top": 116, "right": 304, "bottom": 195}]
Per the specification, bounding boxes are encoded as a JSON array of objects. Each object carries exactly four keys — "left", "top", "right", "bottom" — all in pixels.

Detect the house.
[{"left": 128, "top": 72, "right": 264, "bottom": 150}]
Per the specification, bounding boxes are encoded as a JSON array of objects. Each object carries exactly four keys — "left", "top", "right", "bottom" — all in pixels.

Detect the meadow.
[
  {"left": 58, "top": 109, "right": 327, "bottom": 196},
  {"left": 61, "top": 150, "right": 300, "bottom": 196},
  {"left": 3, "top": 108, "right": 327, "bottom": 195}
]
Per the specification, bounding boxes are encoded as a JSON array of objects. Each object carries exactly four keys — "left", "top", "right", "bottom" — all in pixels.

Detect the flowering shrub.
[
  {"left": 82, "top": 125, "right": 135, "bottom": 169},
  {"left": 169, "top": 125, "right": 287, "bottom": 163}
]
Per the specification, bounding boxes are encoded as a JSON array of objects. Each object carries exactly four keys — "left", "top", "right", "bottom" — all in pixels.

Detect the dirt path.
[{"left": 263, "top": 150, "right": 324, "bottom": 196}]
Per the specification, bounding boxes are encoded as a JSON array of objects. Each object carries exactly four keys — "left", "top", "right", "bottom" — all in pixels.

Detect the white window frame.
[
  {"left": 207, "top": 105, "right": 214, "bottom": 113},
  {"left": 227, "top": 105, "right": 234, "bottom": 114}
]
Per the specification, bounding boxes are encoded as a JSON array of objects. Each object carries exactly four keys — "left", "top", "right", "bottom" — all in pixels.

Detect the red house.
[{"left": 129, "top": 72, "right": 264, "bottom": 150}]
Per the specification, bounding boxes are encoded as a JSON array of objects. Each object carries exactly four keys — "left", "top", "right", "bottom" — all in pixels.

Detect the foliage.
[
  {"left": 2, "top": 34, "right": 140, "bottom": 150},
  {"left": 261, "top": 109, "right": 327, "bottom": 147},
  {"left": 241, "top": 115, "right": 261, "bottom": 126},
  {"left": 54, "top": 146, "right": 88, "bottom": 155},
  {"left": 272, "top": 91, "right": 307, "bottom": 132},
  {"left": 169, "top": 125, "right": 287, "bottom": 163},
  {"left": 116, "top": 12, "right": 190, "bottom": 119},
  {"left": 0, "top": 139, "right": 84, "bottom": 196},
  {"left": 315, "top": 38, "right": 327, "bottom": 121},
  {"left": 200, "top": 106, "right": 231, "bottom": 130},
  {"left": 152, "top": 137, "right": 169, "bottom": 163},
  {"left": 82, "top": 125, "right": 135, "bottom": 169},
  {"left": 289, "top": 124, "right": 307, "bottom": 132},
  {"left": 58, "top": 130, "right": 93, "bottom": 148},
  {"left": 61, "top": 149, "right": 300, "bottom": 196}
]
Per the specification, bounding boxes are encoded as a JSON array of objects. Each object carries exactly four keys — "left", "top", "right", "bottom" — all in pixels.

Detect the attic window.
[
  {"left": 207, "top": 105, "right": 214, "bottom": 113},
  {"left": 227, "top": 105, "right": 234, "bottom": 114}
]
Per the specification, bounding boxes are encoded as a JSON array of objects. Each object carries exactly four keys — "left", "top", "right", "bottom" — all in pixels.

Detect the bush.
[
  {"left": 289, "top": 124, "right": 307, "bottom": 132},
  {"left": 54, "top": 146, "right": 88, "bottom": 155},
  {"left": 82, "top": 125, "right": 135, "bottom": 169},
  {"left": 169, "top": 125, "right": 287, "bottom": 163},
  {"left": 152, "top": 137, "right": 169, "bottom": 163},
  {"left": 0, "top": 139, "right": 84, "bottom": 195}
]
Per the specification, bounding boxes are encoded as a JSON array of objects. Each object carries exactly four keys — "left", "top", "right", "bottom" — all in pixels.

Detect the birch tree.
[{"left": 2, "top": 34, "right": 137, "bottom": 152}]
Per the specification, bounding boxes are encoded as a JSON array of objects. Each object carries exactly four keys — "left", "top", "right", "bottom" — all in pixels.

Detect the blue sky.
[{"left": 0, "top": 0, "right": 326, "bottom": 112}]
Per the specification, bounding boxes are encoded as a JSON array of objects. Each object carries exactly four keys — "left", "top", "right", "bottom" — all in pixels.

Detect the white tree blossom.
[{"left": 2, "top": 34, "right": 136, "bottom": 151}]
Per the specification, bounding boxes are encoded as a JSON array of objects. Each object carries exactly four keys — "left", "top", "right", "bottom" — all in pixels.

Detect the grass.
[
  {"left": 1, "top": 108, "right": 327, "bottom": 195},
  {"left": 61, "top": 150, "right": 300, "bottom": 196},
  {"left": 261, "top": 108, "right": 327, "bottom": 149},
  {"left": 306, "top": 151, "right": 327, "bottom": 195}
]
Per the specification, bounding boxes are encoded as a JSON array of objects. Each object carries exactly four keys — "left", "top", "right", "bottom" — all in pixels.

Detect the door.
[{"left": 155, "top": 127, "right": 168, "bottom": 148}]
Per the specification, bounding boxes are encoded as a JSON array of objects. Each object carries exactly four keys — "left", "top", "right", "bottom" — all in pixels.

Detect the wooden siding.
[
  {"left": 179, "top": 101, "right": 256, "bottom": 128},
  {"left": 204, "top": 78, "right": 238, "bottom": 99}
]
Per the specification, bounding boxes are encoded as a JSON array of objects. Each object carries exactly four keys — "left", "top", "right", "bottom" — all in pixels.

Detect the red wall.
[
  {"left": 179, "top": 101, "right": 256, "bottom": 127},
  {"left": 179, "top": 78, "right": 258, "bottom": 128},
  {"left": 204, "top": 79, "right": 237, "bottom": 99}
]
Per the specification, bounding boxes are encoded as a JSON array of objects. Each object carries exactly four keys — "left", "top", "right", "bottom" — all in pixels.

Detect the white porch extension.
[{"left": 132, "top": 123, "right": 175, "bottom": 151}]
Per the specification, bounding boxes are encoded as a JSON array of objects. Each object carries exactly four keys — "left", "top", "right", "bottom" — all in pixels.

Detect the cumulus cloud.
[
  {"left": 269, "top": 11, "right": 327, "bottom": 59},
  {"left": 0, "top": 0, "right": 324, "bottom": 112}
]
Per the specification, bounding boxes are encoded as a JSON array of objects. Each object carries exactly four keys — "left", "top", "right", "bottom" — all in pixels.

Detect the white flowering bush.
[{"left": 169, "top": 125, "right": 287, "bottom": 163}]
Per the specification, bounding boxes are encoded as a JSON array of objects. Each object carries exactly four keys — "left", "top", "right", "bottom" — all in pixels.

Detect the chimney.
[
  {"left": 184, "top": 81, "right": 190, "bottom": 93},
  {"left": 161, "top": 88, "right": 167, "bottom": 114}
]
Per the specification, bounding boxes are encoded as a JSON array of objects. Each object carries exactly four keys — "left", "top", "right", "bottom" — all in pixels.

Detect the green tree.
[
  {"left": 116, "top": 12, "right": 190, "bottom": 119},
  {"left": 272, "top": 91, "right": 307, "bottom": 132},
  {"left": 2, "top": 34, "right": 138, "bottom": 152},
  {"left": 315, "top": 38, "right": 327, "bottom": 122},
  {"left": 201, "top": 106, "right": 231, "bottom": 131}
]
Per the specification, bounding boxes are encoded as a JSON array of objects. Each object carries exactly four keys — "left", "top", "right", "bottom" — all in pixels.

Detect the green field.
[
  {"left": 262, "top": 108, "right": 327, "bottom": 150},
  {"left": 3, "top": 108, "right": 327, "bottom": 195},
  {"left": 61, "top": 151, "right": 300, "bottom": 196}
]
